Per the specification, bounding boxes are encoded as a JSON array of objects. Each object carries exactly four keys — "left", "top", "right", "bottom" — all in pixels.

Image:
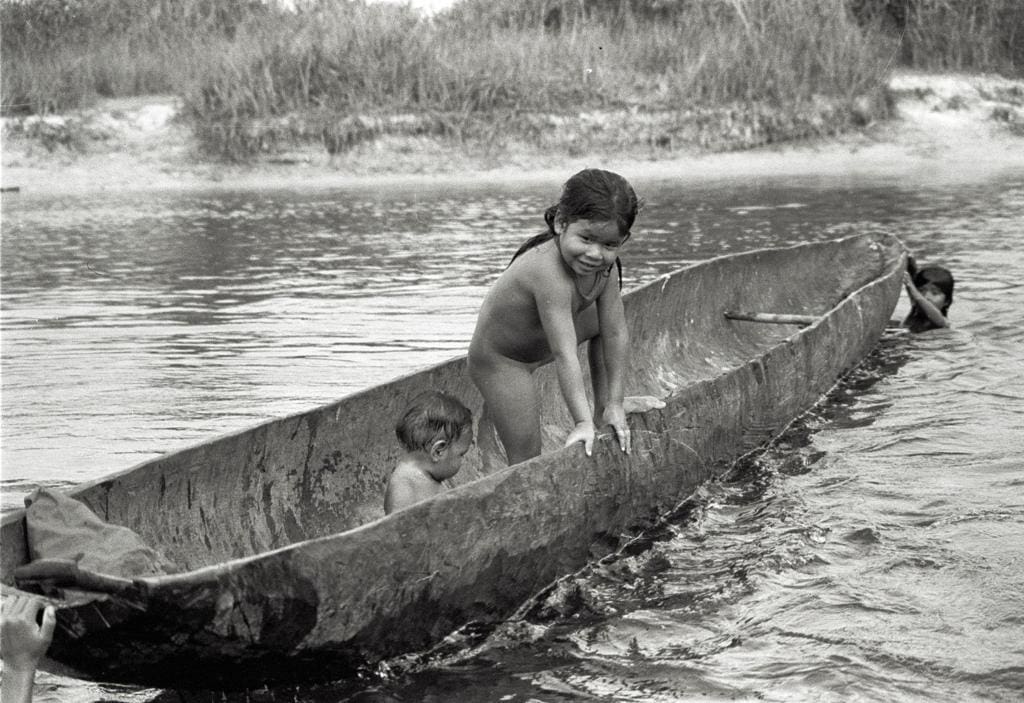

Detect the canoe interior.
[{"left": 1, "top": 234, "right": 902, "bottom": 580}]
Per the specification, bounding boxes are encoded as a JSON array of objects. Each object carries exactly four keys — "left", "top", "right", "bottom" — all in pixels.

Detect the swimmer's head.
[{"left": 913, "top": 265, "right": 954, "bottom": 314}]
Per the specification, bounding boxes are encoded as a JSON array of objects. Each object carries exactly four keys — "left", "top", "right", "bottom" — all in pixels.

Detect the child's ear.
[{"left": 429, "top": 439, "right": 449, "bottom": 461}]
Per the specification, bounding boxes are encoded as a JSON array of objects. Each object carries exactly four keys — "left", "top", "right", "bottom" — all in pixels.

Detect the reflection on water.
[{"left": 2, "top": 169, "right": 1024, "bottom": 702}]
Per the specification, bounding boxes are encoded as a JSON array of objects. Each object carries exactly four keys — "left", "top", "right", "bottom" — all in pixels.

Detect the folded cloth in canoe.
[{"left": 18, "top": 488, "right": 178, "bottom": 585}]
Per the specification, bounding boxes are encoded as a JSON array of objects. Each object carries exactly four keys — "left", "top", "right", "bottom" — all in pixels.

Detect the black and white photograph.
[{"left": 2, "top": 1, "right": 1022, "bottom": 701}]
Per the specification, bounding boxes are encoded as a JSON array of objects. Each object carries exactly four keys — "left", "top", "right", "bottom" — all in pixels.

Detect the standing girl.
[{"left": 468, "top": 168, "right": 639, "bottom": 466}]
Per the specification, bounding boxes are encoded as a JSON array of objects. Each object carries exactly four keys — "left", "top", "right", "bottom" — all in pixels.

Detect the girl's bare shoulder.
[{"left": 507, "top": 240, "right": 566, "bottom": 285}]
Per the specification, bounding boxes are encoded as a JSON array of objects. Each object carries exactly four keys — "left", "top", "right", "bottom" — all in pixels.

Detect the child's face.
[
  {"left": 432, "top": 431, "right": 473, "bottom": 481},
  {"left": 558, "top": 219, "right": 627, "bottom": 276},
  {"left": 920, "top": 282, "right": 947, "bottom": 309}
]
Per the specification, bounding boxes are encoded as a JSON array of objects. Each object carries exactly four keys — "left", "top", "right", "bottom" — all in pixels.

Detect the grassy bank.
[{"left": 2, "top": 0, "right": 1022, "bottom": 161}]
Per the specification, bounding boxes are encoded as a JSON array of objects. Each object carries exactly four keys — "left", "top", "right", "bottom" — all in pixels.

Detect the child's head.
[
  {"left": 913, "top": 265, "right": 954, "bottom": 314},
  {"left": 544, "top": 169, "right": 639, "bottom": 242},
  {"left": 395, "top": 391, "right": 473, "bottom": 479}
]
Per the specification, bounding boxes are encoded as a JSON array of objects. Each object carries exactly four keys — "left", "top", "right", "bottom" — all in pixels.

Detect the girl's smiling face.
[{"left": 558, "top": 219, "right": 628, "bottom": 276}]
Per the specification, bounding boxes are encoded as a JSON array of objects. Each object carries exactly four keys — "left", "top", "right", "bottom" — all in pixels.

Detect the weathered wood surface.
[{"left": 0, "top": 233, "right": 905, "bottom": 689}]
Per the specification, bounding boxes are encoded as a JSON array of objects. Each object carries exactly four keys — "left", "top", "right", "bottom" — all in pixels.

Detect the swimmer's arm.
[
  {"left": 903, "top": 272, "right": 948, "bottom": 328},
  {"left": 536, "top": 285, "right": 593, "bottom": 428}
]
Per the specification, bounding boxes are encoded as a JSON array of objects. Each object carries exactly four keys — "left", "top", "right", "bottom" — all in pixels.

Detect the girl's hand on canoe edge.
[
  {"left": 602, "top": 404, "right": 631, "bottom": 455},
  {"left": 565, "top": 421, "right": 596, "bottom": 457}
]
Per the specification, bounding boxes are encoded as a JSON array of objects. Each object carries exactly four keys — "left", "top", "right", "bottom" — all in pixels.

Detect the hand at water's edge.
[
  {"left": 1, "top": 595, "right": 55, "bottom": 672},
  {"left": 2, "top": 594, "right": 56, "bottom": 703}
]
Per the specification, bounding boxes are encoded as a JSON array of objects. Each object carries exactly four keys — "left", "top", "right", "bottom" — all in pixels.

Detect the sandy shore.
[{"left": 2, "top": 71, "right": 1023, "bottom": 197}]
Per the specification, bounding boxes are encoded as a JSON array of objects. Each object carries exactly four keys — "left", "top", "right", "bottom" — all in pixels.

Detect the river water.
[{"left": 1, "top": 162, "right": 1023, "bottom": 702}]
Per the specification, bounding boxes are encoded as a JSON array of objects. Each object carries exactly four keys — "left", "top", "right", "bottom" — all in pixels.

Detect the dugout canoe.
[{"left": 1, "top": 232, "right": 906, "bottom": 690}]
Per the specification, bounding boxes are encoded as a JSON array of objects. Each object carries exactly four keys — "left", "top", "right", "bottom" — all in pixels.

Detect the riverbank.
[{"left": 2, "top": 71, "right": 1023, "bottom": 197}]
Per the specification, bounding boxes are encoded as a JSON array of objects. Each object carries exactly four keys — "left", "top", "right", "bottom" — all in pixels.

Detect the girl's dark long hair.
[
  {"left": 508, "top": 204, "right": 561, "bottom": 263},
  {"left": 509, "top": 169, "right": 639, "bottom": 267}
]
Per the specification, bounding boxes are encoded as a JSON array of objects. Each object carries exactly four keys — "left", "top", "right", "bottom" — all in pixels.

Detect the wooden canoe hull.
[{"left": 1, "top": 233, "right": 905, "bottom": 689}]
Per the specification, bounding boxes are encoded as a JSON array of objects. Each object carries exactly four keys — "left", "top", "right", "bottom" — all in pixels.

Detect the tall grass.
[
  {"left": 179, "top": 0, "right": 896, "bottom": 157},
  {"left": 0, "top": 0, "right": 266, "bottom": 114},
  {"left": 899, "top": 0, "right": 1024, "bottom": 74},
  {"left": 3, "top": 0, "right": 1021, "bottom": 158}
]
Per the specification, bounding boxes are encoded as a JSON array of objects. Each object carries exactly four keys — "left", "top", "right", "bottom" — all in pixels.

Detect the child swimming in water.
[
  {"left": 384, "top": 391, "right": 473, "bottom": 514},
  {"left": 468, "top": 168, "right": 639, "bottom": 465},
  {"left": 903, "top": 257, "right": 954, "bottom": 332}
]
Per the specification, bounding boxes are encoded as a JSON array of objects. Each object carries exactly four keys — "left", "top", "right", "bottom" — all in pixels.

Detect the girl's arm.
[
  {"left": 594, "top": 272, "right": 630, "bottom": 453},
  {"left": 535, "top": 277, "right": 596, "bottom": 455},
  {"left": 903, "top": 272, "right": 948, "bottom": 328}
]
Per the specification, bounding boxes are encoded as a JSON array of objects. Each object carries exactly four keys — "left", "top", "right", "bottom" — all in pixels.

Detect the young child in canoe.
[
  {"left": 903, "top": 257, "right": 954, "bottom": 332},
  {"left": 384, "top": 391, "right": 473, "bottom": 514},
  {"left": 468, "top": 168, "right": 640, "bottom": 465}
]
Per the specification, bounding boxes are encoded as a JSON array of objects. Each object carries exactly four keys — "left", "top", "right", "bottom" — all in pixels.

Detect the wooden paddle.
[{"left": 724, "top": 311, "right": 819, "bottom": 326}]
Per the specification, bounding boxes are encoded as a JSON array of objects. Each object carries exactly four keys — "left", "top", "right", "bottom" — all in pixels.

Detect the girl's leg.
[{"left": 469, "top": 355, "right": 542, "bottom": 466}]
